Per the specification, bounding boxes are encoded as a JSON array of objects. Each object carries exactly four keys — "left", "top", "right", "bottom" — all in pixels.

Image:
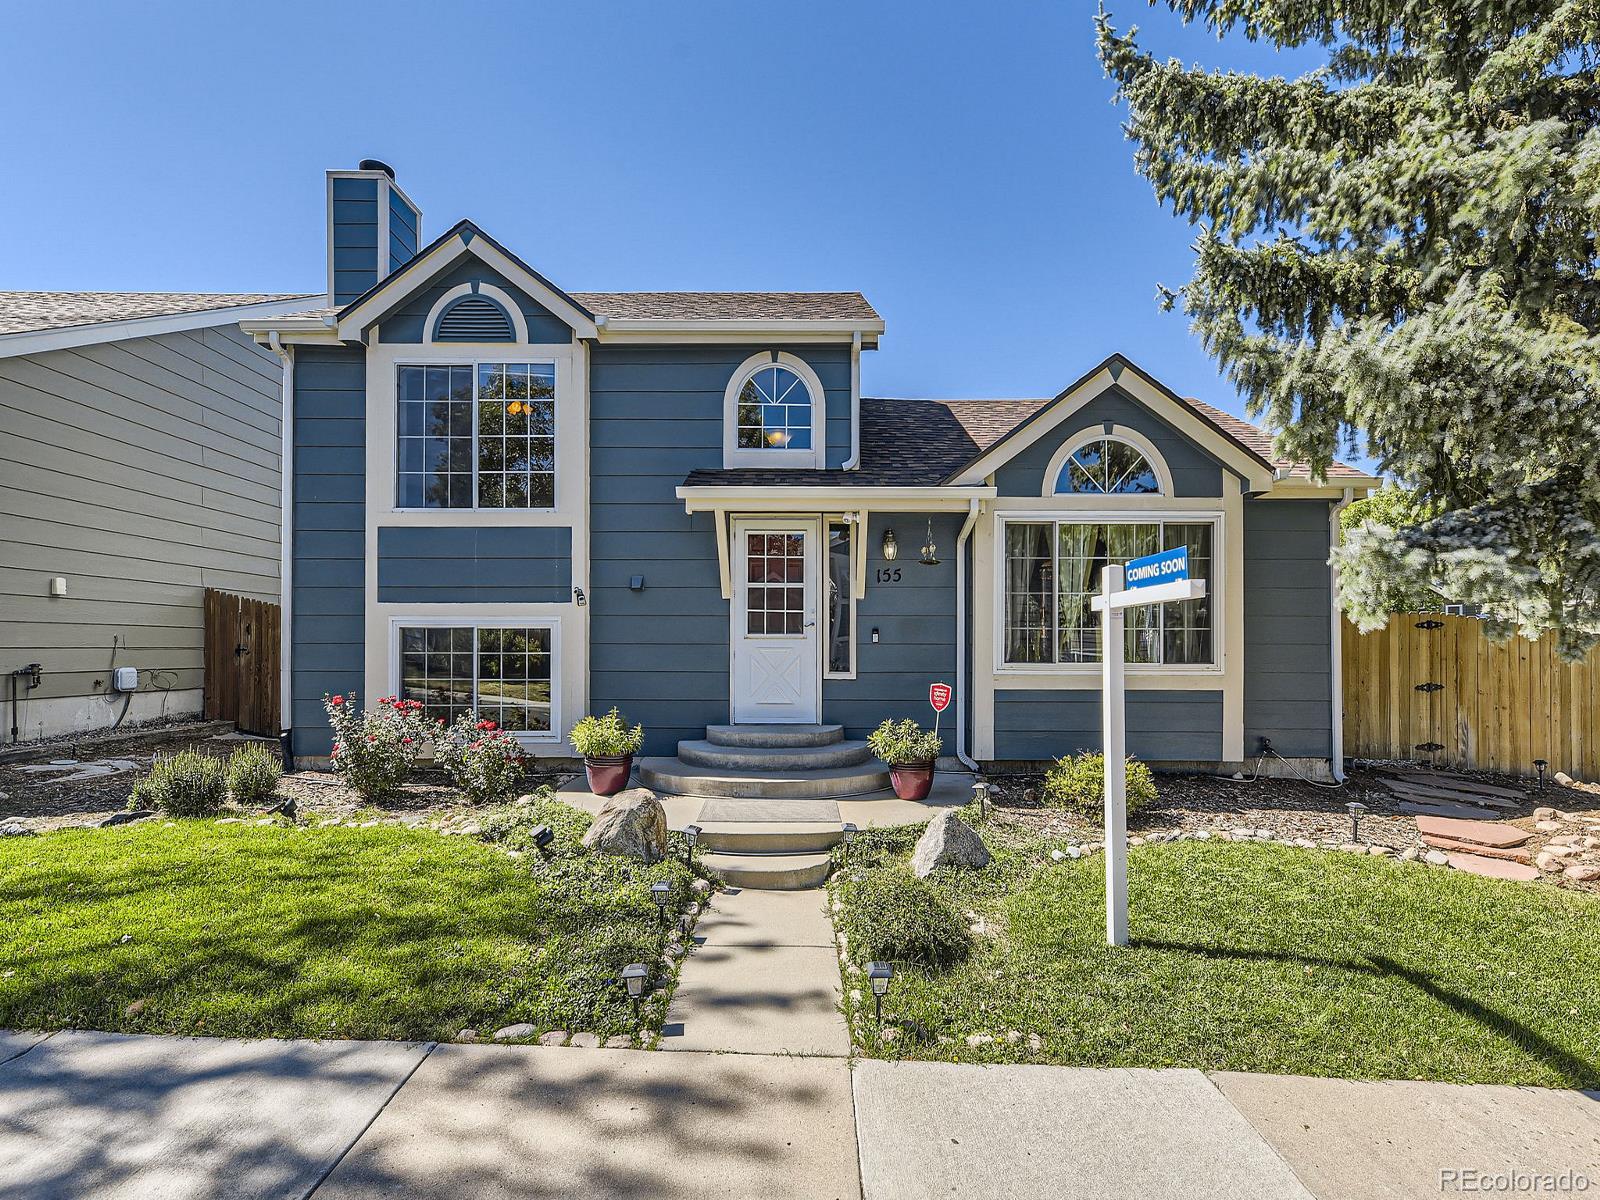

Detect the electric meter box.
[{"left": 112, "top": 666, "right": 139, "bottom": 692}]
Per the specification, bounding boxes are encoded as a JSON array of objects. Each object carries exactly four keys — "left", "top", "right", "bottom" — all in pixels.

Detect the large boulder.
[
  {"left": 911, "top": 811, "right": 992, "bottom": 878},
  {"left": 581, "top": 787, "right": 668, "bottom": 863}
]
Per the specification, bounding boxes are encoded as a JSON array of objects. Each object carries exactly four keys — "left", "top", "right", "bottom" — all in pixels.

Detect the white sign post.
[{"left": 1090, "top": 547, "right": 1206, "bottom": 947}]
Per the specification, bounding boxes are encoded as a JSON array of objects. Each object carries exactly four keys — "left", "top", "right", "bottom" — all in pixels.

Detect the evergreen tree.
[{"left": 1098, "top": 2, "right": 1600, "bottom": 658}]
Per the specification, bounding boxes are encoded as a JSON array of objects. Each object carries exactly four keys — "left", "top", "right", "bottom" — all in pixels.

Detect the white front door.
[{"left": 731, "top": 519, "right": 821, "bottom": 724}]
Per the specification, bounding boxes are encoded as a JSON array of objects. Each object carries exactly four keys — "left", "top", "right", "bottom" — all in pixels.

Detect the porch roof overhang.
[{"left": 676, "top": 483, "right": 993, "bottom": 601}]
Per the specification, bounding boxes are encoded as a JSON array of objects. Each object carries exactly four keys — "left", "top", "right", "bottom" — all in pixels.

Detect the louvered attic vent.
[{"left": 436, "top": 295, "right": 514, "bottom": 341}]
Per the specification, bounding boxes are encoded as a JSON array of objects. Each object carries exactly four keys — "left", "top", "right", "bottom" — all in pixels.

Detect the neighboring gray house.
[
  {"left": 248, "top": 162, "right": 1378, "bottom": 781},
  {"left": 0, "top": 291, "right": 318, "bottom": 742}
]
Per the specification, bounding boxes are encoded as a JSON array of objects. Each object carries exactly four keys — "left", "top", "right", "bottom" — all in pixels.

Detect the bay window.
[
  {"left": 396, "top": 362, "right": 556, "bottom": 510},
  {"left": 1002, "top": 519, "right": 1214, "bottom": 666}
]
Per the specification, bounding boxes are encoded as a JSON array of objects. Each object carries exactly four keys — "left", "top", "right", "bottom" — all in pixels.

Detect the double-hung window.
[
  {"left": 1002, "top": 519, "right": 1215, "bottom": 666},
  {"left": 397, "top": 623, "right": 555, "bottom": 736},
  {"left": 396, "top": 362, "right": 556, "bottom": 509}
]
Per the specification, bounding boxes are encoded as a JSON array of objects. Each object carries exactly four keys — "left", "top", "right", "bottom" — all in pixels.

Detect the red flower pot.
[
  {"left": 888, "top": 761, "right": 936, "bottom": 802},
  {"left": 585, "top": 754, "right": 634, "bottom": 796}
]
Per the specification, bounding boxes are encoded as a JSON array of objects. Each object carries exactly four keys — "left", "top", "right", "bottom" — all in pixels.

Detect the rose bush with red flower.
[
  {"left": 322, "top": 692, "right": 433, "bottom": 800},
  {"left": 433, "top": 710, "right": 527, "bottom": 804}
]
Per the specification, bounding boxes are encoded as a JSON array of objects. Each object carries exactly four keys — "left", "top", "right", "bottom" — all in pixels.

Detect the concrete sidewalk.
[{"left": 2, "top": 1029, "right": 1597, "bottom": 1199}]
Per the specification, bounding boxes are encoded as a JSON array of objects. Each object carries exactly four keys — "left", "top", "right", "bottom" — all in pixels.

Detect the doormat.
[{"left": 695, "top": 797, "right": 842, "bottom": 823}]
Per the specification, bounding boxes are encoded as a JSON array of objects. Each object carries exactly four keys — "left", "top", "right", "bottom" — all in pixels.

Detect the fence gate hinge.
[
  {"left": 1414, "top": 681, "right": 1444, "bottom": 693},
  {"left": 1414, "top": 619, "right": 1445, "bottom": 629},
  {"left": 1415, "top": 742, "right": 1444, "bottom": 753}
]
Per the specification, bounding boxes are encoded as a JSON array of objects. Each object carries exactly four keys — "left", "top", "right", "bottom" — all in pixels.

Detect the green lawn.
[
  {"left": 0, "top": 808, "right": 696, "bottom": 1042},
  {"left": 836, "top": 827, "right": 1600, "bottom": 1087}
]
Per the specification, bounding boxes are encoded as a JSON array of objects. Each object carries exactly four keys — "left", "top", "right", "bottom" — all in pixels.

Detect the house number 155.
[{"left": 875, "top": 567, "right": 902, "bottom": 583}]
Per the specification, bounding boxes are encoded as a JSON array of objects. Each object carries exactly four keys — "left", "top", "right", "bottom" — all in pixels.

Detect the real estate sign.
[{"left": 1124, "top": 545, "right": 1188, "bottom": 589}]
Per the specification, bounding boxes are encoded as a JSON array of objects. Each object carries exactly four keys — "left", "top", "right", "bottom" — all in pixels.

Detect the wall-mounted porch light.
[
  {"left": 882, "top": 529, "right": 898, "bottom": 561},
  {"left": 919, "top": 519, "right": 939, "bottom": 566}
]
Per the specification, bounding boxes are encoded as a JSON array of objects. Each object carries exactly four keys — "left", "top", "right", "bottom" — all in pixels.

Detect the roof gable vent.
[{"left": 435, "top": 294, "right": 515, "bottom": 342}]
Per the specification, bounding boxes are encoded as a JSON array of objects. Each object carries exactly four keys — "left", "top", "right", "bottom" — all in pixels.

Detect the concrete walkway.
[
  {"left": 2, "top": 1030, "right": 1597, "bottom": 1199},
  {"left": 660, "top": 886, "right": 851, "bottom": 1057}
]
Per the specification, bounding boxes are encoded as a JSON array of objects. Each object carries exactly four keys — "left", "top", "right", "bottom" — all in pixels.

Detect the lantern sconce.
[
  {"left": 919, "top": 519, "right": 939, "bottom": 566},
  {"left": 882, "top": 529, "right": 898, "bottom": 562}
]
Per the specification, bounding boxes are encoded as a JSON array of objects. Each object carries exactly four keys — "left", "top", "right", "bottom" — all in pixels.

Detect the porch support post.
[{"left": 714, "top": 508, "right": 732, "bottom": 600}]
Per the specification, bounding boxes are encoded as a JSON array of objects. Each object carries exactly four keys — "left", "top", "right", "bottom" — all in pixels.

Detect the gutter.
[
  {"left": 269, "top": 333, "right": 295, "bottom": 756},
  {"left": 841, "top": 331, "right": 862, "bottom": 471},
  {"left": 1328, "top": 487, "right": 1356, "bottom": 782},
  {"left": 954, "top": 498, "right": 982, "bottom": 771}
]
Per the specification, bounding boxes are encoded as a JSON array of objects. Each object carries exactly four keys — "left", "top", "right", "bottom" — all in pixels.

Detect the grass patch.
[
  {"left": 0, "top": 810, "right": 698, "bottom": 1042},
  {"left": 836, "top": 832, "right": 1600, "bottom": 1086}
]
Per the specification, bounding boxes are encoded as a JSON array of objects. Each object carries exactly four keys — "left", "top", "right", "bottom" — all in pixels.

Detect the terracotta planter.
[
  {"left": 585, "top": 754, "right": 634, "bottom": 796},
  {"left": 888, "top": 761, "right": 936, "bottom": 802}
]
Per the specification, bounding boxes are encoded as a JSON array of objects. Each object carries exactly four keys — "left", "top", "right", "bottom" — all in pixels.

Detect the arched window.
[
  {"left": 723, "top": 351, "right": 826, "bottom": 467},
  {"left": 435, "top": 294, "right": 514, "bottom": 342},
  {"left": 1051, "top": 433, "right": 1166, "bottom": 495}
]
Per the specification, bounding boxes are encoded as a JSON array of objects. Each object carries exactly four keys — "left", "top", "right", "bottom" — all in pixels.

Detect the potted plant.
[
  {"left": 569, "top": 708, "right": 645, "bottom": 796},
  {"left": 867, "top": 718, "right": 942, "bottom": 801}
]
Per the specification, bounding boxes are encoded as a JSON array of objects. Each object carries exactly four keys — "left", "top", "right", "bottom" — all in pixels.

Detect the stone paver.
[
  {"left": 1213, "top": 1071, "right": 1600, "bottom": 1200},
  {"left": 313, "top": 1043, "right": 860, "bottom": 1200},
  {"left": 0, "top": 1030, "right": 430, "bottom": 1200},
  {"left": 1414, "top": 814, "right": 1530, "bottom": 847},
  {"left": 1445, "top": 851, "right": 1541, "bottom": 881},
  {"left": 853, "top": 1061, "right": 1312, "bottom": 1200},
  {"left": 662, "top": 887, "right": 850, "bottom": 1056}
]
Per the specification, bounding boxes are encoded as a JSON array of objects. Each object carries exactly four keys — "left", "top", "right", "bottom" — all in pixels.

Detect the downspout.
[
  {"left": 1328, "top": 487, "right": 1355, "bottom": 782},
  {"left": 954, "top": 498, "right": 982, "bottom": 770},
  {"left": 841, "top": 331, "right": 862, "bottom": 470},
  {"left": 269, "top": 333, "right": 295, "bottom": 764}
]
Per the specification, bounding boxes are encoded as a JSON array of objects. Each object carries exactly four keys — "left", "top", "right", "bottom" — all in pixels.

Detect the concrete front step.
[
  {"left": 698, "top": 823, "right": 845, "bottom": 853},
  {"left": 704, "top": 723, "right": 843, "bottom": 749},
  {"left": 638, "top": 757, "right": 891, "bottom": 800},
  {"left": 702, "top": 850, "right": 832, "bottom": 890},
  {"left": 677, "top": 738, "right": 872, "bottom": 772}
]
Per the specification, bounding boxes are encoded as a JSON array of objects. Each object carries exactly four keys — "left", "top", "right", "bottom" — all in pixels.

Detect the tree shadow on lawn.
[{"left": 1136, "top": 938, "right": 1600, "bottom": 1087}]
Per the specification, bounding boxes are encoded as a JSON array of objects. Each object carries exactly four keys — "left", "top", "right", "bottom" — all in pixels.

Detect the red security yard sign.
[{"left": 929, "top": 683, "right": 952, "bottom": 713}]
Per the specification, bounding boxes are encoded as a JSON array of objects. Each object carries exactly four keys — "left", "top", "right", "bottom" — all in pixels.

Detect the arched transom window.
[
  {"left": 736, "top": 364, "right": 814, "bottom": 451},
  {"left": 1054, "top": 435, "right": 1162, "bottom": 495}
]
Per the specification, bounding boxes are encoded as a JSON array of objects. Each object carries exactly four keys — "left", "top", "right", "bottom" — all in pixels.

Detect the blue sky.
[{"left": 0, "top": 2, "right": 1320, "bottom": 421}]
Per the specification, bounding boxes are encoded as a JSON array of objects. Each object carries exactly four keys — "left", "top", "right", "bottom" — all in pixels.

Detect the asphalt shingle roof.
[
  {"left": 569, "top": 291, "right": 879, "bottom": 322},
  {"left": 0, "top": 291, "right": 318, "bottom": 337}
]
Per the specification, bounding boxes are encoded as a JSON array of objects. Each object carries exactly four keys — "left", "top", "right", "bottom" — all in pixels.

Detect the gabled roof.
[
  {"left": 571, "top": 292, "right": 879, "bottom": 322},
  {"left": 0, "top": 291, "right": 321, "bottom": 358}
]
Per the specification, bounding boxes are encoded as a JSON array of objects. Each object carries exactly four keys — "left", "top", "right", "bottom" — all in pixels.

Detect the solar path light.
[
  {"left": 867, "top": 961, "right": 893, "bottom": 1024},
  {"left": 650, "top": 880, "right": 672, "bottom": 925}
]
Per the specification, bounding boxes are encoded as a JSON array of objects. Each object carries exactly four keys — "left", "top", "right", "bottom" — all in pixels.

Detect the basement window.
[{"left": 397, "top": 623, "right": 555, "bottom": 737}]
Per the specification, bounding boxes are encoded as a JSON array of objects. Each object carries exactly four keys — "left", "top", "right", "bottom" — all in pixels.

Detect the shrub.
[
  {"left": 1041, "top": 750, "right": 1158, "bottom": 816},
  {"left": 225, "top": 742, "right": 282, "bottom": 806},
  {"left": 569, "top": 708, "right": 644, "bottom": 758},
  {"left": 866, "top": 718, "right": 942, "bottom": 765},
  {"left": 324, "top": 693, "right": 431, "bottom": 801},
  {"left": 479, "top": 790, "right": 593, "bottom": 854},
  {"left": 836, "top": 866, "right": 971, "bottom": 968},
  {"left": 433, "top": 712, "right": 527, "bottom": 804},
  {"left": 132, "top": 748, "right": 227, "bottom": 817}
]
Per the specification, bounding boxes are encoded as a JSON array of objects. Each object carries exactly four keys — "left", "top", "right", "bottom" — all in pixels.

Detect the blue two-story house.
[{"left": 247, "top": 162, "right": 1376, "bottom": 782}]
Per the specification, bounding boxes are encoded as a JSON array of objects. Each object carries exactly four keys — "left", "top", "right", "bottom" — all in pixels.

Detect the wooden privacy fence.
[
  {"left": 1342, "top": 614, "right": 1600, "bottom": 781},
  {"left": 203, "top": 588, "right": 280, "bottom": 736}
]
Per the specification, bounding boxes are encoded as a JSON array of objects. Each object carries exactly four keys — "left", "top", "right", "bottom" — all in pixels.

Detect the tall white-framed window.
[
  {"left": 722, "top": 350, "right": 828, "bottom": 468},
  {"left": 1041, "top": 428, "right": 1173, "bottom": 497},
  {"left": 395, "top": 360, "right": 557, "bottom": 510},
  {"left": 825, "top": 519, "right": 856, "bottom": 678},
  {"left": 1000, "top": 517, "right": 1216, "bottom": 667},
  {"left": 392, "top": 618, "right": 560, "bottom": 742}
]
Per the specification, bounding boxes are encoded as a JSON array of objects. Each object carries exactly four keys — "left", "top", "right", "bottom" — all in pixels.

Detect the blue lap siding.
[
  {"left": 291, "top": 346, "right": 367, "bottom": 755},
  {"left": 992, "top": 690, "right": 1225, "bottom": 761},
  {"left": 1243, "top": 499, "right": 1334, "bottom": 758},
  {"left": 376, "top": 526, "right": 571, "bottom": 603}
]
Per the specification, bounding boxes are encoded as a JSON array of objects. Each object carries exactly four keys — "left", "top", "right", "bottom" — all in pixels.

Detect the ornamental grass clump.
[
  {"left": 225, "top": 742, "right": 282, "bottom": 806},
  {"left": 324, "top": 693, "right": 431, "bottom": 801},
  {"left": 434, "top": 712, "right": 527, "bottom": 805},
  {"left": 866, "top": 718, "right": 942, "bottom": 765},
  {"left": 132, "top": 748, "right": 227, "bottom": 817},
  {"left": 1042, "top": 750, "right": 1158, "bottom": 817},
  {"left": 568, "top": 708, "right": 644, "bottom": 759},
  {"left": 837, "top": 866, "right": 971, "bottom": 969}
]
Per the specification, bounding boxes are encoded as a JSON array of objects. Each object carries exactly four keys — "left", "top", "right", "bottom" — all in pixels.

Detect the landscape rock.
[
  {"left": 1563, "top": 863, "right": 1600, "bottom": 882},
  {"left": 691, "top": 877, "right": 712, "bottom": 894},
  {"left": 491, "top": 1023, "right": 537, "bottom": 1041},
  {"left": 1424, "top": 849, "right": 1450, "bottom": 866},
  {"left": 603, "top": 1035, "right": 634, "bottom": 1049},
  {"left": 965, "top": 1034, "right": 994, "bottom": 1048},
  {"left": 1533, "top": 806, "right": 1557, "bottom": 820},
  {"left": 910, "top": 811, "right": 991, "bottom": 878},
  {"left": 0, "top": 823, "right": 35, "bottom": 838},
  {"left": 1536, "top": 851, "right": 1565, "bottom": 873},
  {"left": 538, "top": 1031, "right": 567, "bottom": 1047},
  {"left": 569, "top": 1032, "right": 600, "bottom": 1048},
  {"left": 457, "top": 1029, "right": 477, "bottom": 1042},
  {"left": 1400, "top": 847, "right": 1419, "bottom": 861},
  {"left": 1536, "top": 820, "right": 1564, "bottom": 833},
  {"left": 1554, "top": 771, "right": 1576, "bottom": 787},
  {"left": 580, "top": 788, "right": 668, "bottom": 862}
]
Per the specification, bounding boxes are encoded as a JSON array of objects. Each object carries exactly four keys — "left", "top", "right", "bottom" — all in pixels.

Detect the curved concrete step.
[
  {"left": 704, "top": 723, "right": 843, "bottom": 749},
  {"left": 697, "top": 823, "right": 845, "bottom": 853},
  {"left": 702, "top": 850, "right": 831, "bottom": 890},
  {"left": 677, "top": 739, "right": 872, "bottom": 772},
  {"left": 639, "top": 756, "right": 890, "bottom": 800}
]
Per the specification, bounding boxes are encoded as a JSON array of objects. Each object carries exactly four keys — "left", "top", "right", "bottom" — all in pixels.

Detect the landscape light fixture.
[
  {"left": 841, "top": 822, "right": 858, "bottom": 863},
  {"left": 867, "top": 961, "right": 893, "bottom": 1023},
  {"left": 620, "top": 962, "right": 647, "bottom": 1008},
  {"left": 650, "top": 880, "right": 672, "bottom": 925},
  {"left": 881, "top": 529, "right": 898, "bottom": 561},
  {"left": 1534, "top": 759, "right": 1548, "bottom": 788},
  {"left": 971, "top": 779, "right": 990, "bottom": 820},
  {"left": 532, "top": 825, "right": 555, "bottom": 854},
  {"left": 682, "top": 824, "right": 701, "bottom": 862},
  {"left": 1345, "top": 800, "right": 1367, "bottom": 843},
  {"left": 919, "top": 520, "right": 939, "bottom": 566}
]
